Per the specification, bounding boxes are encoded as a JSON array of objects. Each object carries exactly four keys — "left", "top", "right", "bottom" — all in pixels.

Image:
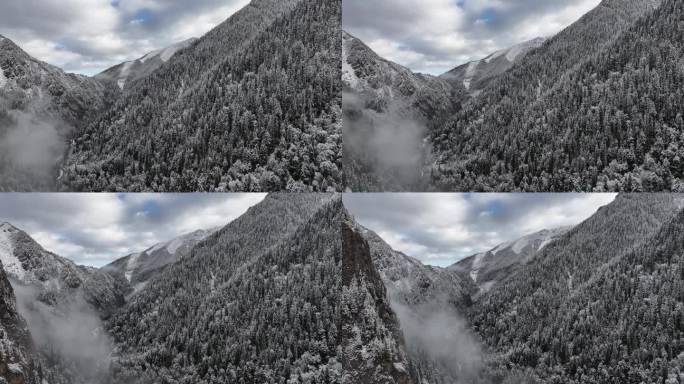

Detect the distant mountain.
[
  {"left": 451, "top": 226, "right": 571, "bottom": 293},
  {"left": 441, "top": 37, "right": 546, "bottom": 93},
  {"left": 102, "top": 227, "right": 217, "bottom": 293},
  {"left": 0, "top": 36, "right": 117, "bottom": 191},
  {"left": 60, "top": 0, "right": 342, "bottom": 192},
  {"left": 96, "top": 38, "right": 198, "bottom": 90}
]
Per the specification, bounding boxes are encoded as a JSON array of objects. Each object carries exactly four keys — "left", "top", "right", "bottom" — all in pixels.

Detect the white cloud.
[
  {"left": 0, "top": 0, "right": 250, "bottom": 74},
  {"left": 0, "top": 193, "right": 266, "bottom": 267},
  {"left": 343, "top": 0, "right": 602, "bottom": 74},
  {"left": 344, "top": 193, "right": 616, "bottom": 267}
]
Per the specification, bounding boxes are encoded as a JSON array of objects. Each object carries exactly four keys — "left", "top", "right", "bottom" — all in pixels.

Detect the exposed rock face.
[
  {"left": 340, "top": 221, "right": 413, "bottom": 384},
  {"left": 0, "top": 261, "right": 34, "bottom": 384}
]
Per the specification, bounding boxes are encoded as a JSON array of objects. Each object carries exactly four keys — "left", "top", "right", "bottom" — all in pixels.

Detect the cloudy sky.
[
  {"left": 0, "top": 0, "right": 250, "bottom": 75},
  {"left": 0, "top": 193, "right": 265, "bottom": 267},
  {"left": 344, "top": 193, "right": 616, "bottom": 267},
  {"left": 343, "top": 0, "right": 602, "bottom": 74}
]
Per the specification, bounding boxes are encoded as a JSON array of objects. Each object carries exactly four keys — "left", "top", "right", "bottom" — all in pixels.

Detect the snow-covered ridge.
[
  {"left": 443, "top": 36, "right": 547, "bottom": 91},
  {"left": 107, "top": 227, "right": 219, "bottom": 285},
  {"left": 98, "top": 38, "right": 198, "bottom": 90}
]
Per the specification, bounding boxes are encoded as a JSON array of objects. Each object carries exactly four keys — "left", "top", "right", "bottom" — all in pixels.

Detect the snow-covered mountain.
[
  {"left": 343, "top": 30, "right": 464, "bottom": 191},
  {"left": 342, "top": 31, "right": 459, "bottom": 119},
  {"left": 0, "top": 35, "right": 114, "bottom": 120},
  {"left": 361, "top": 225, "right": 475, "bottom": 309},
  {"left": 102, "top": 227, "right": 218, "bottom": 292},
  {"left": 96, "top": 38, "right": 198, "bottom": 90},
  {"left": 355, "top": 223, "right": 478, "bottom": 384},
  {"left": 441, "top": 37, "right": 546, "bottom": 92},
  {"left": 0, "top": 222, "right": 126, "bottom": 313},
  {"left": 0, "top": 35, "right": 118, "bottom": 191},
  {"left": 451, "top": 226, "right": 571, "bottom": 293}
]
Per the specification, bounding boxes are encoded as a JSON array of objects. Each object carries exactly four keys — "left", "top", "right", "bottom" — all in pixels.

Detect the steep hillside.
[
  {"left": 0, "top": 222, "right": 127, "bottom": 314},
  {"left": 0, "top": 260, "right": 40, "bottom": 384},
  {"left": 470, "top": 194, "right": 684, "bottom": 382},
  {"left": 0, "top": 36, "right": 117, "bottom": 191},
  {"left": 108, "top": 194, "right": 343, "bottom": 383},
  {"left": 61, "top": 0, "right": 342, "bottom": 192},
  {"left": 340, "top": 221, "right": 413, "bottom": 384},
  {"left": 431, "top": 0, "right": 683, "bottom": 192},
  {"left": 342, "top": 31, "right": 463, "bottom": 191},
  {"left": 442, "top": 37, "right": 546, "bottom": 93},
  {"left": 357, "top": 225, "right": 480, "bottom": 384},
  {"left": 97, "top": 38, "right": 198, "bottom": 90}
]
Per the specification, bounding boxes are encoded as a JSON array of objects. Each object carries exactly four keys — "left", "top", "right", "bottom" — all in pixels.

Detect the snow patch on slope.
[
  {"left": 469, "top": 252, "right": 485, "bottom": 282},
  {"left": 342, "top": 33, "right": 359, "bottom": 89},
  {"left": 0, "top": 224, "right": 25, "bottom": 280},
  {"left": 124, "top": 252, "right": 142, "bottom": 282},
  {"left": 463, "top": 61, "right": 479, "bottom": 90},
  {"left": 511, "top": 236, "right": 531, "bottom": 254},
  {"left": 0, "top": 65, "right": 7, "bottom": 88}
]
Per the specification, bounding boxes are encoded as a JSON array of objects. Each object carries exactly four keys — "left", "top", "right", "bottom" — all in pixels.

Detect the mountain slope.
[
  {"left": 0, "top": 260, "right": 40, "bottom": 384},
  {"left": 0, "top": 36, "right": 117, "bottom": 191},
  {"left": 442, "top": 37, "right": 546, "bottom": 93},
  {"left": 340, "top": 221, "right": 413, "bottom": 384},
  {"left": 108, "top": 194, "right": 343, "bottom": 383},
  {"left": 451, "top": 227, "right": 571, "bottom": 293},
  {"left": 96, "top": 38, "right": 198, "bottom": 90},
  {"left": 356, "top": 225, "right": 479, "bottom": 384},
  {"left": 469, "top": 194, "right": 684, "bottom": 382},
  {"left": 342, "top": 31, "right": 463, "bottom": 191},
  {"left": 0, "top": 222, "right": 127, "bottom": 314},
  {"left": 102, "top": 228, "right": 217, "bottom": 293},
  {"left": 61, "top": 0, "right": 342, "bottom": 192},
  {"left": 431, "top": 0, "right": 681, "bottom": 192}
]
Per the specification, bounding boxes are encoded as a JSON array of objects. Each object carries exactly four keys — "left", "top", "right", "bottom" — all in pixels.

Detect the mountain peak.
[{"left": 96, "top": 37, "right": 198, "bottom": 90}]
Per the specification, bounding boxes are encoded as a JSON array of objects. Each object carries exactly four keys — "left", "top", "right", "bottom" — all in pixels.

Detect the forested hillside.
[
  {"left": 108, "top": 194, "right": 343, "bottom": 383},
  {"left": 469, "top": 194, "right": 684, "bottom": 382},
  {"left": 430, "top": 0, "right": 684, "bottom": 191},
  {"left": 60, "top": 0, "right": 342, "bottom": 192}
]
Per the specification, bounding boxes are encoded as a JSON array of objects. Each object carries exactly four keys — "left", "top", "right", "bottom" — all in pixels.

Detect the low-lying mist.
[
  {"left": 0, "top": 109, "right": 72, "bottom": 191},
  {"left": 391, "top": 298, "right": 483, "bottom": 383},
  {"left": 12, "top": 281, "right": 113, "bottom": 382},
  {"left": 343, "top": 91, "right": 430, "bottom": 190}
]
